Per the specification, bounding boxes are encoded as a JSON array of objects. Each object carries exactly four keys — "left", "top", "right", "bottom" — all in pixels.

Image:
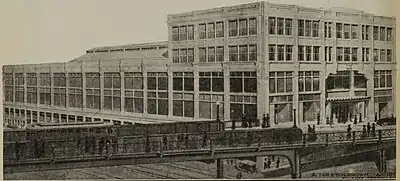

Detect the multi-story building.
[{"left": 3, "top": 2, "right": 396, "bottom": 129}]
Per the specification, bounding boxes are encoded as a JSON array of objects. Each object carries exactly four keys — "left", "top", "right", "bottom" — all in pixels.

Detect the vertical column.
[
  {"left": 216, "top": 159, "right": 224, "bottom": 178},
  {"left": 143, "top": 64, "right": 148, "bottom": 115},
  {"left": 65, "top": 63, "right": 69, "bottom": 109},
  {"left": 12, "top": 72, "right": 15, "bottom": 104},
  {"left": 36, "top": 72, "right": 40, "bottom": 106},
  {"left": 50, "top": 70, "right": 54, "bottom": 107},
  {"left": 82, "top": 71, "right": 87, "bottom": 112},
  {"left": 349, "top": 70, "right": 354, "bottom": 97},
  {"left": 120, "top": 64, "right": 125, "bottom": 114},
  {"left": 168, "top": 65, "right": 173, "bottom": 117},
  {"left": 100, "top": 64, "right": 104, "bottom": 111},
  {"left": 193, "top": 68, "right": 199, "bottom": 119},
  {"left": 291, "top": 150, "right": 301, "bottom": 178},
  {"left": 23, "top": 73, "right": 27, "bottom": 104},
  {"left": 293, "top": 11, "right": 299, "bottom": 127},
  {"left": 223, "top": 65, "right": 230, "bottom": 124},
  {"left": 320, "top": 20, "right": 327, "bottom": 125}
]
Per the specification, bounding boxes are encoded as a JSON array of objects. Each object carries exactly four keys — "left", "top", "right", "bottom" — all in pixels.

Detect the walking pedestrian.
[
  {"left": 362, "top": 125, "right": 367, "bottom": 139},
  {"left": 367, "top": 122, "right": 371, "bottom": 137},
  {"left": 372, "top": 123, "right": 376, "bottom": 137},
  {"left": 241, "top": 114, "right": 247, "bottom": 128},
  {"left": 266, "top": 114, "right": 271, "bottom": 128},
  {"left": 262, "top": 114, "right": 266, "bottom": 128},
  {"left": 276, "top": 157, "right": 280, "bottom": 168},
  {"left": 317, "top": 113, "right": 320, "bottom": 125},
  {"left": 354, "top": 116, "right": 358, "bottom": 125},
  {"left": 105, "top": 139, "right": 110, "bottom": 156},
  {"left": 232, "top": 119, "right": 236, "bottom": 130},
  {"left": 267, "top": 158, "right": 271, "bottom": 169},
  {"left": 347, "top": 125, "right": 352, "bottom": 140},
  {"left": 359, "top": 113, "right": 363, "bottom": 123},
  {"left": 202, "top": 134, "right": 207, "bottom": 148},
  {"left": 375, "top": 112, "right": 378, "bottom": 122}
]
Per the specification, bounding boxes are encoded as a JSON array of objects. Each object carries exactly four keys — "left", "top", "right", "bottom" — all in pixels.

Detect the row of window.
[{"left": 172, "top": 18, "right": 257, "bottom": 42}]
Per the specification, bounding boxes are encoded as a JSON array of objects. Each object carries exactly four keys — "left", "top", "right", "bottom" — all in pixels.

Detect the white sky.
[{"left": 0, "top": 0, "right": 396, "bottom": 65}]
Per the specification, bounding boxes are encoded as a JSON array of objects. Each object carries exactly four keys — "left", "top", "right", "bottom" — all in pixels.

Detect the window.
[
  {"left": 207, "top": 23, "right": 215, "bottom": 38},
  {"left": 337, "top": 47, "right": 343, "bottom": 61},
  {"left": 351, "top": 25, "right": 358, "bottom": 39},
  {"left": 147, "top": 72, "right": 168, "bottom": 115},
  {"left": 306, "top": 46, "right": 312, "bottom": 61},
  {"left": 229, "top": 20, "right": 238, "bottom": 36},
  {"left": 200, "top": 94, "right": 224, "bottom": 119},
  {"left": 173, "top": 72, "right": 194, "bottom": 91},
  {"left": 269, "top": 17, "right": 276, "bottom": 34},
  {"left": 325, "top": 47, "right": 332, "bottom": 62},
  {"left": 239, "top": 19, "right": 248, "bottom": 36},
  {"left": 286, "top": 45, "right": 293, "bottom": 61},
  {"left": 387, "top": 49, "right": 392, "bottom": 62},
  {"left": 298, "top": 45, "right": 305, "bottom": 61},
  {"left": 277, "top": 18, "right": 284, "bottom": 35},
  {"left": 199, "top": 48, "right": 206, "bottom": 62},
  {"left": 173, "top": 72, "right": 194, "bottom": 117},
  {"left": 229, "top": 44, "right": 256, "bottom": 62},
  {"left": 172, "top": 48, "right": 194, "bottom": 63},
  {"left": 39, "top": 73, "right": 51, "bottom": 105},
  {"left": 173, "top": 25, "right": 193, "bottom": 41},
  {"left": 299, "top": 71, "right": 320, "bottom": 92},
  {"left": 179, "top": 26, "right": 187, "bottom": 41},
  {"left": 230, "top": 72, "right": 257, "bottom": 93},
  {"left": 68, "top": 73, "right": 83, "bottom": 108},
  {"left": 277, "top": 45, "right": 284, "bottom": 61},
  {"left": 336, "top": 23, "right": 343, "bottom": 38},
  {"left": 230, "top": 95, "right": 257, "bottom": 121},
  {"left": 216, "top": 47, "right": 224, "bottom": 62},
  {"left": 326, "top": 71, "right": 350, "bottom": 90},
  {"left": 373, "top": 26, "right": 379, "bottom": 40},
  {"left": 351, "top": 48, "right": 358, "bottom": 61},
  {"left": 344, "top": 48, "right": 350, "bottom": 61},
  {"left": 387, "top": 27, "right": 392, "bottom": 41},
  {"left": 188, "top": 25, "right": 194, "bottom": 40},
  {"left": 269, "top": 44, "right": 276, "bottom": 61},
  {"left": 199, "top": 24, "right": 206, "bottom": 39},
  {"left": 313, "top": 46, "right": 320, "bottom": 61},
  {"left": 216, "top": 22, "right": 224, "bottom": 38},
  {"left": 362, "top": 25, "right": 370, "bottom": 40},
  {"left": 4, "top": 73, "right": 14, "bottom": 102},
  {"left": 269, "top": 72, "right": 293, "bottom": 93},
  {"left": 239, "top": 45, "right": 248, "bottom": 61},
  {"left": 298, "top": 20, "right": 304, "bottom": 36},
  {"left": 374, "top": 70, "right": 392, "bottom": 88},
  {"left": 172, "top": 26, "right": 179, "bottom": 41},
  {"left": 373, "top": 49, "right": 378, "bottom": 62},
  {"left": 208, "top": 47, "right": 215, "bottom": 62},
  {"left": 305, "top": 20, "right": 312, "bottom": 37},
  {"left": 380, "top": 27, "right": 386, "bottom": 41},
  {"left": 229, "top": 46, "right": 238, "bottom": 62},
  {"left": 249, "top": 18, "right": 257, "bottom": 35},
  {"left": 344, "top": 24, "right": 350, "bottom": 39},
  {"left": 354, "top": 72, "right": 367, "bottom": 88},
  {"left": 285, "top": 19, "right": 292, "bottom": 35},
  {"left": 26, "top": 73, "right": 37, "bottom": 104},
  {"left": 380, "top": 49, "right": 386, "bottom": 62},
  {"left": 312, "top": 21, "right": 319, "bottom": 37},
  {"left": 199, "top": 72, "right": 224, "bottom": 92},
  {"left": 324, "top": 22, "right": 332, "bottom": 38},
  {"left": 86, "top": 73, "right": 100, "bottom": 110},
  {"left": 362, "top": 48, "right": 370, "bottom": 62},
  {"left": 104, "top": 73, "right": 121, "bottom": 111},
  {"left": 15, "top": 73, "right": 24, "bottom": 103}
]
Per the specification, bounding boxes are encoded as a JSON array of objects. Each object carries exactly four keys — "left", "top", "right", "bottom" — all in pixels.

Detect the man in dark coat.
[
  {"left": 367, "top": 122, "right": 371, "bottom": 137},
  {"left": 266, "top": 114, "right": 271, "bottom": 128}
]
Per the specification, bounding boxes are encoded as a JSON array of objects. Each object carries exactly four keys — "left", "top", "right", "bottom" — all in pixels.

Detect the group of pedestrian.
[
  {"left": 261, "top": 114, "right": 271, "bottom": 128},
  {"left": 263, "top": 156, "right": 281, "bottom": 169},
  {"left": 347, "top": 122, "right": 376, "bottom": 140}
]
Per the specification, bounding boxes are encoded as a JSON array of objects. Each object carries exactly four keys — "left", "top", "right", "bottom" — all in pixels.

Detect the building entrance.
[{"left": 331, "top": 101, "right": 365, "bottom": 124}]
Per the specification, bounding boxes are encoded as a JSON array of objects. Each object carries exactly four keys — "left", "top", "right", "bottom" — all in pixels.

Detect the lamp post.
[{"left": 293, "top": 108, "right": 297, "bottom": 128}]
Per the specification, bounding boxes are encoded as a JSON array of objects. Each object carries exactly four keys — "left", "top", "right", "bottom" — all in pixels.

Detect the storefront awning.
[{"left": 327, "top": 96, "right": 371, "bottom": 102}]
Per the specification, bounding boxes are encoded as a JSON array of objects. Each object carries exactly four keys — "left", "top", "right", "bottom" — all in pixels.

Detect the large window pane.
[
  {"left": 148, "top": 99, "right": 156, "bottom": 114},
  {"left": 184, "top": 101, "right": 194, "bottom": 117},
  {"left": 244, "top": 78, "right": 257, "bottom": 93},
  {"left": 158, "top": 77, "right": 168, "bottom": 90},
  {"left": 230, "top": 78, "right": 242, "bottom": 92},
  {"left": 173, "top": 78, "right": 183, "bottom": 91},
  {"left": 147, "top": 77, "right": 156, "bottom": 90},
  {"left": 173, "top": 100, "right": 183, "bottom": 116},
  {"left": 199, "top": 78, "right": 211, "bottom": 91},
  {"left": 199, "top": 102, "right": 211, "bottom": 118},
  {"left": 158, "top": 100, "right": 168, "bottom": 115},
  {"left": 212, "top": 78, "right": 224, "bottom": 92},
  {"left": 184, "top": 78, "right": 194, "bottom": 91}
]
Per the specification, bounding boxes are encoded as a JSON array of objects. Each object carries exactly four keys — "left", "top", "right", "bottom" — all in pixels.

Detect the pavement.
[{"left": 225, "top": 120, "right": 395, "bottom": 134}]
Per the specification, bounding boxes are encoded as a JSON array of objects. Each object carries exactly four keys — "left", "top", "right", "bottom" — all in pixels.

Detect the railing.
[{"left": 3, "top": 128, "right": 396, "bottom": 164}]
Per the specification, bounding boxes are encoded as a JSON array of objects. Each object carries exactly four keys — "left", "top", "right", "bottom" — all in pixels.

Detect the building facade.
[{"left": 3, "top": 2, "right": 396, "bottom": 129}]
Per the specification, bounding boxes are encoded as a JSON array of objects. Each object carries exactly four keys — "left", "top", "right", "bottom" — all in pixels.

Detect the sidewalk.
[{"left": 225, "top": 121, "right": 395, "bottom": 133}]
